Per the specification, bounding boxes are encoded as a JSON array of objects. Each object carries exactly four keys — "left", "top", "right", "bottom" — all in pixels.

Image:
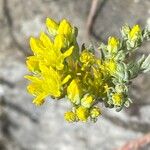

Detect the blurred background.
[{"left": 0, "top": 0, "right": 150, "bottom": 150}]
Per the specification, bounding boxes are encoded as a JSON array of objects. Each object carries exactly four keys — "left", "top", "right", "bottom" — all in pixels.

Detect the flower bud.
[
  {"left": 64, "top": 111, "right": 76, "bottom": 123},
  {"left": 90, "top": 107, "right": 101, "bottom": 118},
  {"left": 112, "top": 93, "right": 123, "bottom": 106},
  {"left": 81, "top": 95, "right": 94, "bottom": 108},
  {"left": 76, "top": 106, "right": 89, "bottom": 122},
  {"left": 107, "top": 37, "right": 119, "bottom": 54}
]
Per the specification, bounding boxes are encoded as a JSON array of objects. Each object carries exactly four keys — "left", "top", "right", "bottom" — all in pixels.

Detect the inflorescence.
[{"left": 25, "top": 18, "right": 150, "bottom": 123}]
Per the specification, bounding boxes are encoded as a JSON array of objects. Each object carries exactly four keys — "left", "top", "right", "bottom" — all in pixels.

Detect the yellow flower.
[
  {"left": 26, "top": 18, "right": 144, "bottom": 123},
  {"left": 80, "top": 50, "right": 95, "bottom": 64},
  {"left": 25, "top": 65, "right": 63, "bottom": 106},
  {"left": 67, "top": 79, "right": 81, "bottom": 105},
  {"left": 46, "top": 18, "right": 76, "bottom": 43},
  {"left": 104, "top": 59, "right": 117, "bottom": 75},
  {"left": 76, "top": 106, "right": 89, "bottom": 122},
  {"left": 129, "top": 25, "right": 141, "bottom": 41},
  {"left": 30, "top": 32, "right": 74, "bottom": 70},
  {"left": 64, "top": 111, "right": 76, "bottom": 123},
  {"left": 80, "top": 50, "right": 95, "bottom": 70},
  {"left": 81, "top": 95, "right": 94, "bottom": 108},
  {"left": 112, "top": 93, "right": 123, "bottom": 106},
  {"left": 90, "top": 107, "right": 101, "bottom": 118},
  {"left": 107, "top": 37, "right": 119, "bottom": 53},
  {"left": 26, "top": 18, "right": 78, "bottom": 106}
]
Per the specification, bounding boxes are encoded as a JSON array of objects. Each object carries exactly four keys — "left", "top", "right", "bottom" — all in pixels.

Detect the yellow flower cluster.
[
  {"left": 129, "top": 25, "right": 141, "bottom": 41},
  {"left": 25, "top": 18, "right": 78, "bottom": 106},
  {"left": 64, "top": 106, "right": 101, "bottom": 122},
  {"left": 107, "top": 37, "right": 120, "bottom": 54},
  {"left": 121, "top": 24, "right": 142, "bottom": 49},
  {"left": 25, "top": 18, "right": 150, "bottom": 123},
  {"left": 112, "top": 93, "right": 123, "bottom": 106}
]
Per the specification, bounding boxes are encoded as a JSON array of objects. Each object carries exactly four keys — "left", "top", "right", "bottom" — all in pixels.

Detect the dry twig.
[
  {"left": 86, "top": 0, "right": 99, "bottom": 35},
  {"left": 117, "top": 133, "right": 150, "bottom": 150}
]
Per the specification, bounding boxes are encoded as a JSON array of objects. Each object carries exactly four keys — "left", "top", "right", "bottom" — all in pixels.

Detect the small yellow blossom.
[
  {"left": 25, "top": 65, "right": 62, "bottom": 105},
  {"left": 107, "top": 37, "right": 119, "bottom": 53},
  {"left": 80, "top": 50, "right": 95, "bottom": 64},
  {"left": 129, "top": 25, "right": 141, "bottom": 41},
  {"left": 76, "top": 106, "right": 89, "bottom": 122},
  {"left": 80, "top": 50, "right": 95, "bottom": 70},
  {"left": 67, "top": 79, "right": 81, "bottom": 105},
  {"left": 81, "top": 95, "right": 94, "bottom": 108},
  {"left": 64, "top": 111, "right": 76, "bottom": 122},
  {"left": 90, "top": 107, "right": 101, "bottom": 118},
  {"left": 112, "top": 93, "right": 123, "bottom": 106},
  {"left": 30, "top": 34, "right": 74, "bottom": 70},
  {"left": 104, "top": 59, "right": 117, "bottom": 75},
  {"left": 46, "top": 18, "right": 75, "bottom": 43}
]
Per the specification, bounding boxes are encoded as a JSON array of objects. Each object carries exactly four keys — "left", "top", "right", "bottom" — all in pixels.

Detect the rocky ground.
[{"left": 0, "top": 0, "right": 150, "bottom": 150}]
